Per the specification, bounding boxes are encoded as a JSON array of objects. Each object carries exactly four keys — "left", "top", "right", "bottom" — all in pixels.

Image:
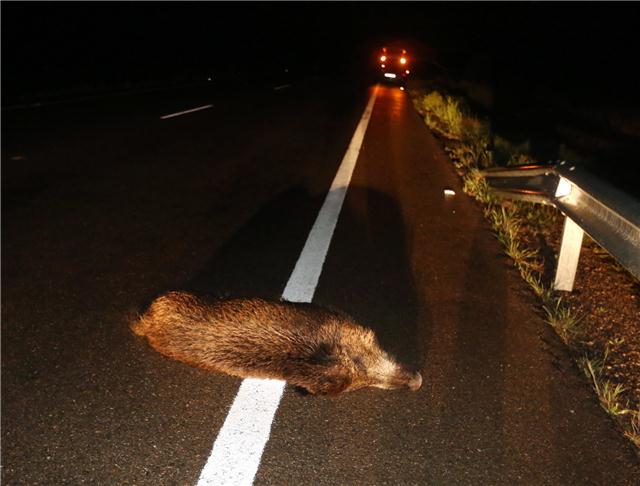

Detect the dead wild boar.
[{"left": 131, "top": 291, "right": 422, "bottom": 395}]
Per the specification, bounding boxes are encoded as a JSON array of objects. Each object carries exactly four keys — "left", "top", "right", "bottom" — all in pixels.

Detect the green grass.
[
  {"left": 519, "top": 266, "right": 553, "bottom": 301},
  {"left": 420, "top": 91, "right": 465, "bottom": 139},
  {"left": 626, "top": 411, "right": 640, "bottom": 448},
  {"left": 580, "top": 349, "right": 634, "bottom": 418},
  {"left": 521, "top": 203, "right": 560, "bottom": 230},
  {"left": 484, "top": 205, "right": 540, "bottom": 268},
  {"left": 543, "top": 297, "right": 583, "bottom": 341}
]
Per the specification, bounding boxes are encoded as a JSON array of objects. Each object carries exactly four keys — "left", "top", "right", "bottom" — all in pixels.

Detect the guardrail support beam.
[{"left": 554, "top": 216, "right": 585, "bottom": 291}]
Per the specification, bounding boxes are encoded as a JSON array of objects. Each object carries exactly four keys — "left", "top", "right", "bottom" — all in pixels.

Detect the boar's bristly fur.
[{"left": 131, "top": 291, "right": 422, "bottom": 395}]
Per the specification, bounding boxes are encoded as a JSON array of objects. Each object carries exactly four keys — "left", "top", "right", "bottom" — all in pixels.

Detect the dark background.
[
  {"left": 3, "top": 1, "right": 640, "bottom": 190},
  {"left": 3, "top": 2, "right": 639, "bottom": 103}
]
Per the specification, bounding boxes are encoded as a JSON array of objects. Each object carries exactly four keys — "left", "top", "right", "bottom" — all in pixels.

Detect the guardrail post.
[{"left": 554, "top": 216, "right": 585, "bottom": 291}]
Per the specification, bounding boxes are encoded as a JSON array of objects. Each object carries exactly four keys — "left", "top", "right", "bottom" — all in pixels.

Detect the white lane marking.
[
  {"left": 160, "top": 104, "right": 213, "bottom": 120},
  {"left": 196, "top": 86, "right": 378, "bottom": 486},
  {"left": 197, "top": 378, "right": 286, "bottom": 486},
  {"left": 282, "top": 88, "right": 378, "bottom": 303},
  {"left": 273, "top": 84, "right": 291, "bottom": 91}
]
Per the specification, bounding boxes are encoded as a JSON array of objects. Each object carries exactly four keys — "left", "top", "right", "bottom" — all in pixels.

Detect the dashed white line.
[
  {"left": 195, "top": 86, "right": 379, "bottom": 486},
  {"left": 160, "top": 104, "right": 213, "bottom": 119},
  {"left": 273, "top": 84, "right": 291, "bottom": 91}
]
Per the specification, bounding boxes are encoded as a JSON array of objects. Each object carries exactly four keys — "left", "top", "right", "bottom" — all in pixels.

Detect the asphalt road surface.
[{"left": 2, "top": 76, "right": 639, "bottom": 485}]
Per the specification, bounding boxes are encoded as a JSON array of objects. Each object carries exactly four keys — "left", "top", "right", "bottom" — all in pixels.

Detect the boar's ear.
[
  {"left": 360, "top": 328, "right": 377, "bottom": 345},
  {"left": 309, "top": 341, "right": 340, "bottom": 366}
]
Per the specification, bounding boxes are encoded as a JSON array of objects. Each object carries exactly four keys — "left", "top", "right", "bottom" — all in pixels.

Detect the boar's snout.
[
  {"left": 408, "top": 371, "right": 422, "bottom": 391},
  {"left": 370, "top": 360, "right": 423, "bottom": 391}
]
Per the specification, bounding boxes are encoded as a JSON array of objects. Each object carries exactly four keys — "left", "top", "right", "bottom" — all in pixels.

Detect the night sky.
[{"left": 2, "top": 2, "right": 640, "bottom": 105}]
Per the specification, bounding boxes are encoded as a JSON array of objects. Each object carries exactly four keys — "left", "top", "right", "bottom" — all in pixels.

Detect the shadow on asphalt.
[{"left": 182, "top": 184, "right": 425, "bottom": 373}]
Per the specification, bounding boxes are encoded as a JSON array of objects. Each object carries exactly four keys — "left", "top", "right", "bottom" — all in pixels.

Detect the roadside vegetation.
[{"left": 409, "top": 83, "right": 640, "bottom": 454}]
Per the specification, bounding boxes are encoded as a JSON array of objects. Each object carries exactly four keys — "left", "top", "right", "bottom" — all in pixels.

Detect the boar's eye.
[
  {"left": 351, "top": 356, "right": 366, "bottom": 371},
  {"left": 309, "top": 342, "right": 339, "bottom": 365}
]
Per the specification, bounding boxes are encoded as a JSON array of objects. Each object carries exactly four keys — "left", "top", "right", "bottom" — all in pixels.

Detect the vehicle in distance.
[{"left": 378, "top": 47, "right": 410, "bottom": 85}]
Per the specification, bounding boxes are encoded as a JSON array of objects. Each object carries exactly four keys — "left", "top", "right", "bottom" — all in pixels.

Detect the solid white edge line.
[
  {"left": 195, "top": 85, "right": 379, "bottom": 486},
  {"left": 160, "top": 104, "right": 213, "bottom": 119}
]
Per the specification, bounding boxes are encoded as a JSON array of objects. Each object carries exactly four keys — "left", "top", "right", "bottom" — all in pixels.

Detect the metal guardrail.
[{"left": 480, "top": 162, "right": 640, "bottom": 291}]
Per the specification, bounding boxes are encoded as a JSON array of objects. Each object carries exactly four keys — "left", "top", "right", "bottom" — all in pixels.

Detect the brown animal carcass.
[{"left": 132, "top": 291, "right": 422, "bottom": 395}]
